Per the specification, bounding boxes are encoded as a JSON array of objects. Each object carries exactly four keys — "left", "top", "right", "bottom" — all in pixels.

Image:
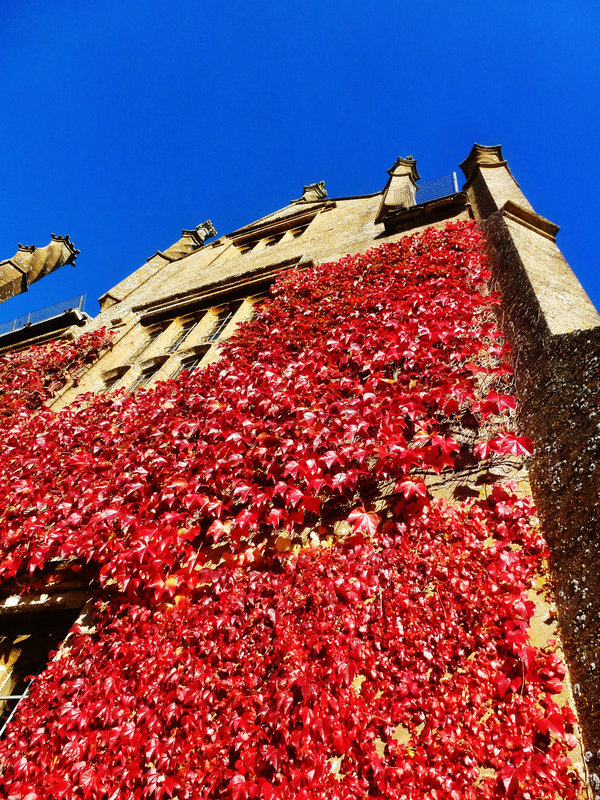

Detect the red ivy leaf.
[{"left": 347, "top": 507, "right": 380, "bottom": 536}]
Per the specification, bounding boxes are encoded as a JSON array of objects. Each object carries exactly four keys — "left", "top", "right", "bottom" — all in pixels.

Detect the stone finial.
[
  {"left": 0, "top": 234, "right": 79, "bottom": 305},
  {"left": 376, "top": 155, "right": 421, "bottom": 222},
  {"left": 459, "top": 144, "right": 505, "bottom": 181},
  {"left": 195, "top": 220, "right": 217, "bottom": 243},
  {"left": 158, "top": 220, "right": 218, "bottom": 263},
  {"left": 387, "top": 155, "right": 421, "bottom": 183},
  {"left": 10, "top": 234, "right": 77, "bottom": 281},
  {"left": 294, "top": 181, "right": 327, "bottom": 203},
  {"left": 459, "top": 143, "right": 533, "bottom": 216}
]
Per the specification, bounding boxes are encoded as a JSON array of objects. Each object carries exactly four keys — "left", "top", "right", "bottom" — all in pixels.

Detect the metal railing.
[
  {"left": 0, "top": 294, "right": 86, "bottom": 336},
  {"left": 415, "top": 173, "right": 459, "bottom": 205}
]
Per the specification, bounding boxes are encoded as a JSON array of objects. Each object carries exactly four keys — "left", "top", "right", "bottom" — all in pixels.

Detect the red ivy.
[
  {"left": 0, "top": 221, "right": 581, "bottom": 799},
  {"left": 0, "top": 328, "right": 110, "bottom": 429}
]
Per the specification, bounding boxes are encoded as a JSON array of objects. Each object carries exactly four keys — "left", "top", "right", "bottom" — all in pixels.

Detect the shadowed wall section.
[{"left": 462, "top": 144, "right": 600, "bottom": 760}]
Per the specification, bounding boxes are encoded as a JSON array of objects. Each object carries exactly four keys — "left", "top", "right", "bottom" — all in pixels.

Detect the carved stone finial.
[
  {"left": 375, "top": 155, "right": 421, "bottom": 222},
  {"left": 195, "top": 220, "right": 217, "bottom": 243},
  {"left": 459, "top": 144, "right": 505, "bottom": 181},
  {"left": 0, "top": 234, "right": 79, "bottom": 305},
  {"left": 50, "top": 233, "right": 80, "bottom": 258},
  {"left": 157, "top": 220, "right": 219, "bottom": 263},
  {"left": 387, "top": 156, "right": 421, "bottom": 182},
  {"left": 459, "top": 143, "right": 532, "bottom": 216},
  {"left": 294, "top": 181, "right": 327, "bottom": 203}
]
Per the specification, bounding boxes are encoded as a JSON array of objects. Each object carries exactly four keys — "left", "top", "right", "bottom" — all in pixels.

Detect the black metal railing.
[
  {"left": 415, "top": 173, "right": 459, "bottom": 205},
  {"left": 0, "top": 294, "right": 86, "bottom": 336}
]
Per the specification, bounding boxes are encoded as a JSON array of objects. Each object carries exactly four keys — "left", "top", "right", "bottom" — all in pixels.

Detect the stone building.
[{"left": 0, "top": 144, "right": 599, "bottom": 791}]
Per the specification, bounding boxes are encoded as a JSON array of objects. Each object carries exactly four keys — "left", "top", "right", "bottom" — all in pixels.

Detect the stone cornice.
[
  {"left": 137, "top": 256, "right": 312, "bottom": 323},
  {"left": 230, "top": 205, "right": 332, "bottom": 244},
  {"left": 146, "top": 251, "right": 174, "bottom": 264}
]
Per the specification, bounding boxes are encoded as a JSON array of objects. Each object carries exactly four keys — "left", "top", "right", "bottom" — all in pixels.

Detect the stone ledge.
[
  {"left": 136, "top": 256, "right": 311, "bottom": 323},
  {"left": 500, "top": 199, "right": 560, "bottom": 241},
  {"left": 0, "top": 589, "right": 90, "bottom": 616}
]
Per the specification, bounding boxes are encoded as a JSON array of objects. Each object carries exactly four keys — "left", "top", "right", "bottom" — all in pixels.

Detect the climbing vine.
[
  {"left": 0, "top": 327, "right": 110, "bottom": 429},
  {"left": 0, "top": 221, "right": 583, "bottom": 798}
]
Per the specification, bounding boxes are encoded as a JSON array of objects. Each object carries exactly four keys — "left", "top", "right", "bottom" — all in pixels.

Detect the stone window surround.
[{"left": 0, "top": 593, "right": 88, "bottom": 738}]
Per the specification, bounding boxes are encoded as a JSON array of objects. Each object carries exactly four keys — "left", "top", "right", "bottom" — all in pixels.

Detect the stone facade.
[
  {"left": 51, "top": 176, "right": 472, "bottom": 407},
  {"left": 1, "top": 144, "right": 599, "bottom": 776}
]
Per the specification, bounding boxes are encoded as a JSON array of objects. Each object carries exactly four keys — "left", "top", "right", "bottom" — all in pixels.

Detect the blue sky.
[{"left": 1, "top": 0, "right": 599, "bottom": 321}]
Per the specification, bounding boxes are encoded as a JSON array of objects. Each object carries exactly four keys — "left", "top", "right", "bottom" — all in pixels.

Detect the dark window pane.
[
  {"left": 167, "top": 318, "right": 199, "bottom": 353},
  {"left": 0, "top": 607, "right": 80, "bottom": 737}
]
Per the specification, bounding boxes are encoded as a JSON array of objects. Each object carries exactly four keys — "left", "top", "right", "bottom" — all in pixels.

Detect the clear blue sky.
[{"left": 1, "top": 0, "right": 599, "bottom": 321}]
